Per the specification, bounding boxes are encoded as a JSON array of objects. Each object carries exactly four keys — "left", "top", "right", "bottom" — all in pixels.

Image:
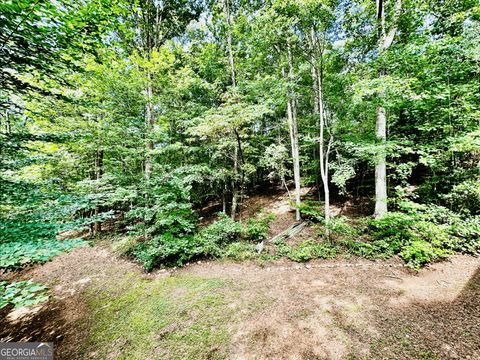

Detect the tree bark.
[
  {"left": 224, "top": 0, "right": 236, "bottom": 87},
  {"left": 374, "top": 104, "right": 387, "bottom": 218},
  {"left": 223, "top": 0, "right": 242, "bottom": 220},
  {"left": 93, "top": 148, "right": 103, "bottom": 235},
  {"left": 317, "top": 70, "right": 331, "bottom": 226},
  {"left": 286, "top": 41, "right": 301, "bottom": 221},
  {"left": 310, "top": 27, "right": 331, "bottom": 230},
  {"left": 144, "top": 72, "right": 154, "bottom": 179},
  {"left": 374, "top": 0, "right": 402, "bottom": 219},
  {"left": 231, "top": 142, "right": 238, "bottom": 219}
]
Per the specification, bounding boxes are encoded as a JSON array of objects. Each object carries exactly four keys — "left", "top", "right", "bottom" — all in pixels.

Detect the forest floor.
[{"left": 1, "top": 192, "right": 479, "bottom": 359}]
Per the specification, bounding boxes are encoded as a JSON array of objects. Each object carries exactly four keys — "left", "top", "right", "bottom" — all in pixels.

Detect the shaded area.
[
  {"left": 369, "top": 265, "right": 480, "bottom": 359},
  {"left": 1, "top": 244, "right": 479, "bottom": 359},
  {"left": 0, "top": 297, "right": 88, "bottom": 360}
]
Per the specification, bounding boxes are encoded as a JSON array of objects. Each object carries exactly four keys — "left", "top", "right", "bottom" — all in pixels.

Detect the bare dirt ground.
[
  {"left": 1, "top": 190, "right": 479, "bottom": 359},
  {"left": 1, "top": 244, "right": 478, "bottom": 359}
]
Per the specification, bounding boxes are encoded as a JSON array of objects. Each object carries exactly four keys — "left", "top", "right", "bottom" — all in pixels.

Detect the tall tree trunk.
[
  {"left": 223, "top": 0, "right": 242, "bottom": 220},
  {"left": 374, "top": 103, "right": 387, "bottom": 218},
  {"left": 222, "top": 184, "right": 227, "bottom": 213},
  {"left": 317, "top": 70, "right": 331, "bottom": 226},
  {"left": 144, "top": 72, "right": 154, "bottom": 179},
  {"left": 374, "top": 0, "right": 402, "bottom": 218},
  {"left": 231, "top": 142, "right": 238, "bottom": 219},
  {"left": 224, "top": 0, "right": 236, "bottom": 87},
  {"left": 93, "top": 148, "right": 103, "bottom": 235},
  {"left": 310, "top": 27, "right": 331, "bottom": 230},
  {"left": 286, "top": 41, "right": 301, "bottom": 221},
  {"left": 4, "top": 110, "right": 11, "bottom": 134}
]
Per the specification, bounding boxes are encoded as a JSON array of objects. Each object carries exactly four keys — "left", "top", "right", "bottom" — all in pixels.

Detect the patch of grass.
[
  {"left": 222, "top": 242, "right": 258, "bottom": 261},
  {"left": 276, "top": 240, "right": 338, "bottom": 262},
  {"left": 369, "top": 328, "right": 441, "bottom": 360},
  {"left": 82, "top": 274, "right": 233, "bottom": 359}
]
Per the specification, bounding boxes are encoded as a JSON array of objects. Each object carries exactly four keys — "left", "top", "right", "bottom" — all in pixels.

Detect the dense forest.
[
  {"left": 1, "top": 0, "right": 480, "bottom": 358},
  {"left": 2, "top": 0, "right": 479, "bottom": 270}
]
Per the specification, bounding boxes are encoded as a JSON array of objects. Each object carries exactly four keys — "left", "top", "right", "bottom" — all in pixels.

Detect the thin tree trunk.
[
  {"left": 144, "top": 72, "right": 154, "bottom": 179},
  {"left": 310, "top": 27, "right": 331, "bottom": 230},
  {"left": 310, "top": 28, "right": 320, "bottom": 115},
  {"left": 222, "top": 184, "right": 227, "bottom": 213},
  {"left": 286, "top": 41, "right": 301, "bottom": 221},
  {"left": 223, "top": 0, "right": 242, "bottom": 220},
  {"left": 4, "top": 110, "right": 11, "bottom": 134},
  {"left": 93, "top": 148, "right": 103, "bottom": 235},
  {"left": 224, "top": 0, "right": 236, "bottom": 87},
  {"left": 317, "top": 71, "right": 330, "bottom": 225},
  {"left": 231, "top": 142, "right": 238, "bottom": 219},
  {"left": 374, "top": 0, "right": 402, "bottom": 218}
]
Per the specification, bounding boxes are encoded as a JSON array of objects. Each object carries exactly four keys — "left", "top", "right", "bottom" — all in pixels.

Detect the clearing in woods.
[{"left": 1, "top": 245, "right": 479, "bottom": 360}]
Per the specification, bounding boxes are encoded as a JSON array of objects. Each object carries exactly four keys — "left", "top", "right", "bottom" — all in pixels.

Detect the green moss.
[{"left": 82, "top": 274, "right": 232, "bottom": 360}]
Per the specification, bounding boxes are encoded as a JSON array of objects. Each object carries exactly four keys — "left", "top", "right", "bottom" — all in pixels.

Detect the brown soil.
[
  {"left": 186, "top": 256, "right": 480, "bottom": 360},
  {"left": 0, "top": 246, "right": 141, "bottom": 359},
  {"left": 1, "top": 190, "right": 479, "bottom": 359},
  {"left": 1, "top": 245, "right": 478, "bottom": 359}
]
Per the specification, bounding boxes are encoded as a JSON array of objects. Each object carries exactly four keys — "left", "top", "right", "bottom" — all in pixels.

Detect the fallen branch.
[{"left": 270, "top": 220, "right": 308, "bottom": 244}]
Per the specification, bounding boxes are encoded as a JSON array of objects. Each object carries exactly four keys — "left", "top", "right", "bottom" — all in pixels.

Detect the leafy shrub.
[
  {"left": 399, "top": 240, "right": 451, "bottom": 268},
  {"left": 0, "top": 239, "right": 86, "bottom": 269},
  {"left": 298, "top": 200, "right": 323, "bottom": 222},
  {"left": 442, "top": 179, "right": 480, "bottom": 215},
  {"left": 133, "top": 234, "right": 199, "bottom": 270},
  {"left": 319, "top": 216, "right": 360, "bottom": 242},
  {"left": 112, "top": 236, "right": 140, "bottom": 256},
  {"left": 0, "top": 280, "right": 49, "bottom": 310},
  {"left": 223, "top": 242, "right": 258, "bottom": 261},
  {"left": 195, "top": 213, "right": 242, "bottom": 257},
  {"left": 126, "top": 176, "right": 199, "bottom": 270},
  {"left": 0, "top": 220, "right": 58, "bottom": 245},
  {"left": 131, "top": 213, "right": 244, "bottom": 270},
  {"left": 341, "top": 201, "right": 480, "bottom": 268},
  {"left": 277, "top": 240, "right": 337, "bottom": 262},
  {"left": 242, "top": 213, "right": 275, "bottom": 242}
]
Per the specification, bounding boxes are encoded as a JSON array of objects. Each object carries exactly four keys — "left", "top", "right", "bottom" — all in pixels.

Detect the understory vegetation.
[
  {"left": 114, "top": 213, "right": 273, "bottom": 270},
  {"left": 0, "top": 280, "right": 49, "bottom": 310},
  {"left": 1, "top": 0, "right": 479, "bottom": 285}
]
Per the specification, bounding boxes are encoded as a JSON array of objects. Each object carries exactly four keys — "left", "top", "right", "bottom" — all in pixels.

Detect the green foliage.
[
  {"left": 442, "top": 179, "right": 480, "bottom": 215},
  {"left": 341, "top": 201, "right": 480, "bottom": 268},
  {"left": 276, "top": 240, "right": 337, "bottom": 262},
  {"left": 222, "top": 242, "right": 258, "bottom": 261},
  {"left": 195, "top": 213, "right": 243, "bottom": 258},
  {"left": 399, "top": 241, "right": 451, "bottom": 269},
  {"left": 0, "top": 239, "right": 86, "bottom": 269},
  {"left": 125, "top": 212, "right": 245, "bottom": 270},
  {"left": 324, "top": 217, "right": 359, "bottom": 241},
  {"left": 111, "top": 236, "right": 140, "bottom": 257},
  {"left": 0, "top": 280, "right": 49, "bottom": 310},
  {"left": 133, "top": 234, "right": 199, "bottom": 271},
  {"left": 126, "top": 176, "right": 197, "bottom": 239},
  {"left": 242, "top": 213, "right": 275, "bottom": 242},
  {"left": 123, "top": 175, "right": 199, "bottom": 270},
  {"left": 0, "top": 220, "right": 58, "bottom": 245},
  {"left": 298, "top": 200, "right": 324, "bottom": 222},
  {"left": 124, "top": 210, "right": 275, "bottom": 269},
  {"left": 2, "top": 0, "right": 479, "bottom": 275}
]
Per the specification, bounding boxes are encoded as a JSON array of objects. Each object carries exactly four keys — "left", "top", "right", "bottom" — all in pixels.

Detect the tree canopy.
[{"left": 1, "top": 0, "right": 479, "bottom": 271}]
